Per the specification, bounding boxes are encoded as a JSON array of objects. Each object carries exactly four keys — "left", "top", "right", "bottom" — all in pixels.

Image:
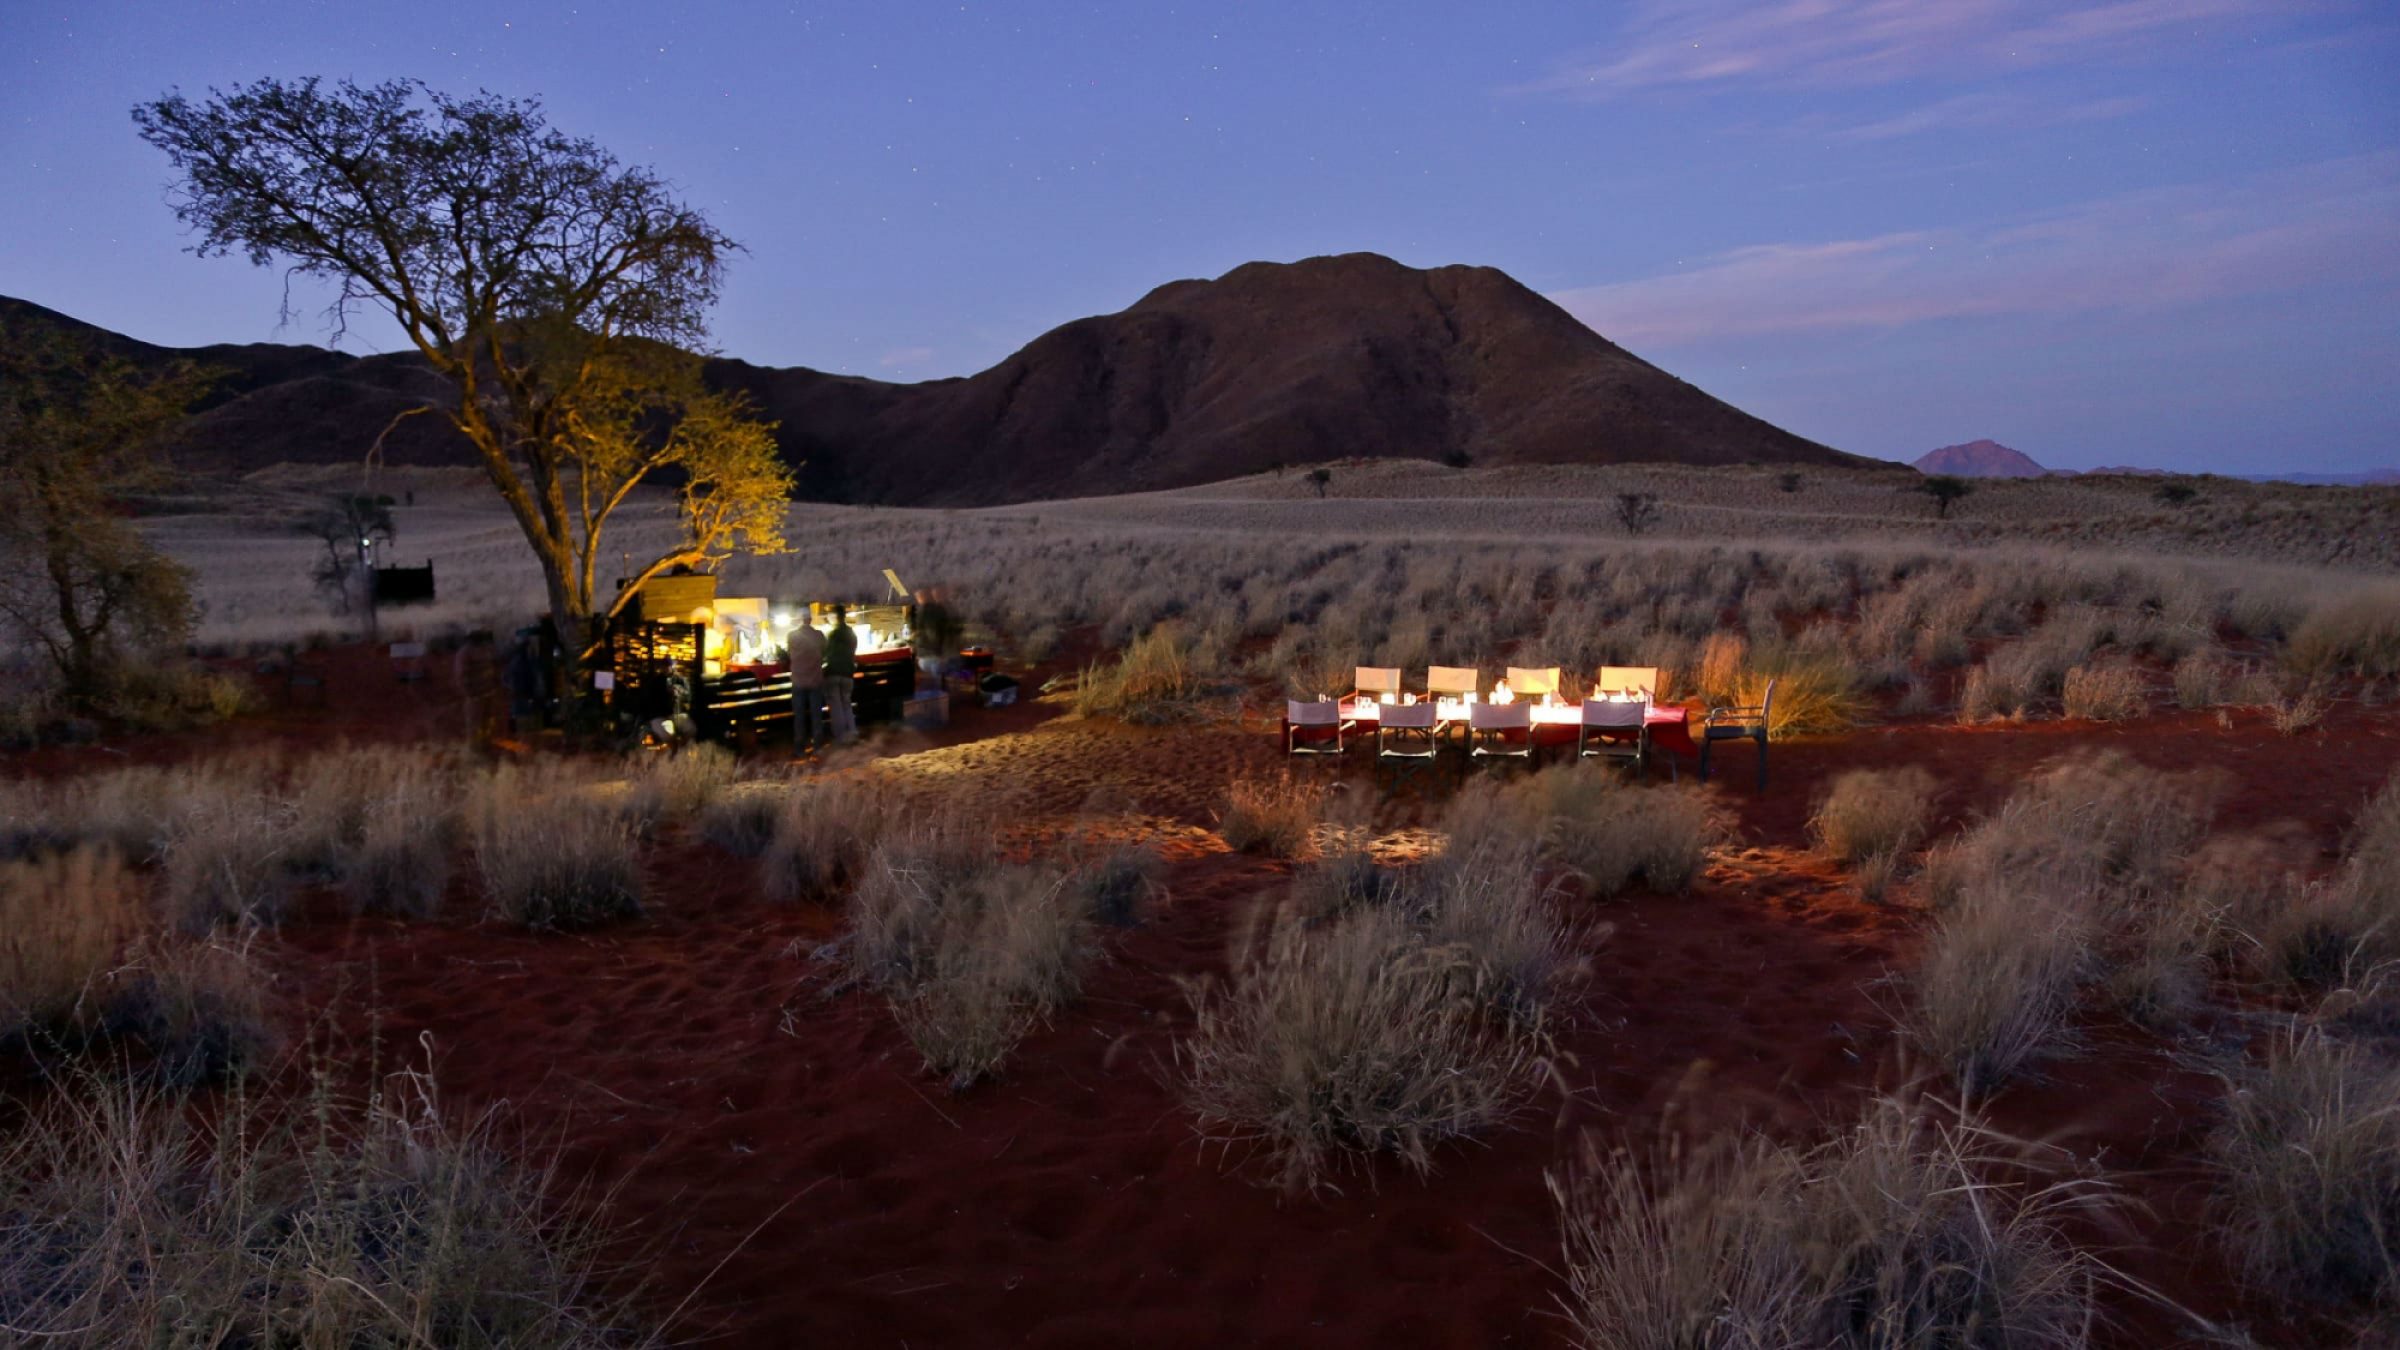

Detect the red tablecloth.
[{"left": 1296, "top": 700, "right": 1699, "bottom": 760}]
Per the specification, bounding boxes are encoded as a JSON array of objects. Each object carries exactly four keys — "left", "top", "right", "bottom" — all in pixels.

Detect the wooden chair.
[
  {"left": 1468, "top": 701, "right": 1534, "bottom": 765},
  {"left": 1286, "top": 699, "right": 1346, "bottom": 758},
  {"left": 1578, "top": 697, "right": 1647, "bottom": 774},
  {"left": 1700, "top": 678, "right": 1776, "bottom": 791},
  {"left": 1350, "top": 666, "right": 1402, "bottom": 703},
  {"left": 1375, "top": 700, "right": 1441, "bottom": 781},
  {"left": 1505, "top": 666, "right": 1562, "bottom": 702},
  {"left": 1595, "top": 665, "right": 1662, "bottom": 701}
]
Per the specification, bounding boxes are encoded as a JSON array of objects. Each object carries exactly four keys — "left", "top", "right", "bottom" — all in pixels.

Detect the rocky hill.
[
  {"left": 1913, "top": 439, "right": 2049, "bottom": 478},
  {"left": 4, "top": 252, "right": 1876, "bottom": 504}
]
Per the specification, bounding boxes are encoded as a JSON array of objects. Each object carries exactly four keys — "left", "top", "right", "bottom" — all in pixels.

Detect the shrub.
[
  {"left": 2173, "top": 652, "right": 2229, "bottom": 710},
  {"left": 2209, "top": 1034, "right": 2400, "bottom": 1309},
  {"left": 1418, "top": 827, "right": 1582, "bottom": 1020},
  {"left": 2269, "top": 683, "right": 2331, "bottom": 735},
  {"left": 1220, "top": 772, "right": 1323, "bottom": 859},
  {"left": 850, "top": 828, "right": 1088, "bottom": 1090},
  {"left": 2251, "top": 773, "right": 2400, "bottom": 988},
  {"left": 160, "top": 793, "right": 293, "bottom": 933},
  {"left": 0, "top": 845, "right": 146, "bottom": 1041},
  {"left": 0, "top": 1066, "right": 647, "bottom": 1344},
  {"left": 2061, "top": 662, "right": 2146, "bottom": 721},
  {"left": 1552, "top": 1093, "right": 2114, "bottom": 1349},
  {"left": 759, "top": 775, "right": 901, "bottom": 902},
  {"left": 1809, "top": 767, "right": 1936, "bottom": 863},
  {"left": 1074, "top": 622, "right": 1217, "bottom": 722},
  {"left": 470, "top": 768, "right": 643, "bottom": 929},
  {"left": 1178, "top": 902, "right": 1552, "bottom": 1193}
]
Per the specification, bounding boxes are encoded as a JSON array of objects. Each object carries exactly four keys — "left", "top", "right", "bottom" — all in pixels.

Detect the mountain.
[
  {"left": 1913, "top": 439, "right": 2048, "bottom": 478},
  {"left": 3, "top": 252, "right": 1874, "bottom": 504}
]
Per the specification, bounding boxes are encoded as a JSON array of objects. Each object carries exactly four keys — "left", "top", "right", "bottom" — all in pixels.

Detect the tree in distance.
[
  {"left": 1308, "top": 467, "right": 1333, "bottom": 498},
  {"left": 1777, "top": 471, "right": 1805, "bottom": 494},
  {"left": 1917, "top": 475, "right": 1975, "bottom": 519},
  {"left": 134, "top": 77, "right": 794, "bottom": 666},
  {"left": 1613, "top": 491, "right": 1662, "bottom": 535},
  {"left": 2155, "top": 482, "right": 2199, "bottom": 507},
  {"left": 0, "top": 330, "right": 210, "bottom": 706},
  {"left": 296, "top": 493, "right": 395, "bottom": 617}
]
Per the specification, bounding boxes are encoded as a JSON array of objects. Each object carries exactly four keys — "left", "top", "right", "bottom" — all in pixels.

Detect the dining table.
[{"left": 1334, "top": 697, "right": 1698, "bottom": 759}]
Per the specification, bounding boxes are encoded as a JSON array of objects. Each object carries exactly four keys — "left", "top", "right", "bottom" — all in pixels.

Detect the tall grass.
[
  {"left": 2251, "top": 770, "right": 2400, "bottom": 990},
  {"left": 1178, "top": 900, "right": 1554, "bottom": 1192},
  {"left": 759, "top": 775, "right": 902, "bottom": 902},
  {"left": 469, "top": 765, "right": 644, "bottom": 929},
  {"left": 1809, "top": 767, "right": 1936, "bottom": 864},
  {"left": 1074, "top": 621, "right": 1227, "bottom": 722},
  {"left": 0, "top": 845, "right": 145, "bottom": 1041},
  {"left": 1220, "top": 771, "right": 1324, "bottom": 859},
  {"left": 849, "top": 827, "right": 1089, "bottom": 1090},
  {"left": 2209, "top": 1033, "right": 2400, "bottom": 1310},
  {"left": 1552, "top": 1093, "right": 2117, "bottom": 1349},
  {"left": 1447, "top": 764, "right": 1716, "bottom": 898},
  {"left": 0, "top": 1066, "right": 651, "bottom": 1345},
  {"left": 161, "top": 792, "right": 294, "bottom": 933}
]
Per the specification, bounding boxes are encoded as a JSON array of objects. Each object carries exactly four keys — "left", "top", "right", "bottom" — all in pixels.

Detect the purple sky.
[{"left": 4, "top": 0, "right": 2395, "bottom": 473}]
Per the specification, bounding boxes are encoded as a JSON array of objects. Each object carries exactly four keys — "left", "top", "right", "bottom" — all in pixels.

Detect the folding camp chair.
[
  {"left": 1700, "top": 678, "right": 1776, "bottom": 791},
  {"left": 1285, "top": 699, "right": 1346, "bottom": 758},
  {"left": 1426, "top": 665, "right": 1480, "bottom": 702},
  {"left": 1375, "top": 699, "right": 1441, "bottom": 782},
  {"left": 1578, "top": 697, "right": 1647, "bottom": 775},
  {"left": 1505, "top": 666, "right": 1562, "bottom": 702},
  {"left": 1469, "top": 701, "right": 1534, "bottom": 766},
  {"left": 1595, "top": 665, "right": 1662, "bottom": 701},
  {"left": 1350, "top": 666, "right": 1402, "bottom": 704}
]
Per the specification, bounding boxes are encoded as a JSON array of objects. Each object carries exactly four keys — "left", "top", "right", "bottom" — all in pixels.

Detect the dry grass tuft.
[
  {"left": 1809, "top": 767, "right": 1937, "bottom": 863},
  {"left": 2252, "top": 772, "right": 2400, "bottom": 990},
  {"left": 1220, "top": 771, "right": 1324, "bottom": 859},
  {"left": 2209, "top": 1033, "right": 2400, "bottom": 1310},
  {"left": 160, "top": 793, "right": 294, "bottom": 933},
  {"left": 2062, "top": 662, "right": 2147, "bottom": 721},
  {"left": 1178, "top": 900, "right": 1554, "bottom": 1193},
  {"left": 1907, "top": 887, "right": 2091, "bottom": 1097},
  {"left": 849, "top": 827, "right": 1089, "bottom": 1090},
  {"left": 1551, "top": 1092, "right": 2118, "bottom": 1349},
  {"left": 624, "top": 743, "right": 741, "bottom": 828},
  {"left": 0, "top": 845, "right": 146, "bottom": 1041},
  {"left": 1073, "top": 841, "right": 1167, "bottom": 927},
  {"left": 105, "top": 936, "right": 279, "bottom": 1087},
  {"left": 339, "top": 756, "right": 460, "bottom": 919},
  {"left": 2287, "top": 588, "right": 2400, "bottom": 681},
  {"left": 1074, "top": 622, "right": 1225, "bottom": 722},
  {"left": 1448, "top": 764, "right": 1717, "bottom": 899},
  {"left": 699, "top": 785, "right": 787, "bottom": 858},
  {"left": 470, "top": 766, "right": 644, "bottom": 930},
  {"left": 0, "top": 1065, "right": 651, "bottom": 1345},
  {"left": 759, "top": 775, "right": 902, "bottom": 902}
]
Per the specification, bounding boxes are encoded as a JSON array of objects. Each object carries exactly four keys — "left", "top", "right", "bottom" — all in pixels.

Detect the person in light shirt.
[{"left": 785, "top": 619, "right": 827, "bottom": 758}]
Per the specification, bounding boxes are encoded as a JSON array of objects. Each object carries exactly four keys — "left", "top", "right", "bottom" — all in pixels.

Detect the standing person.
[
  {"left": 785, "top": 616, "right": 827, "bottom": 758},
  {"left": 911, "top": 587, "right": 960, "bottom": 674},
  {"left": 823, "top": 603, "right": 859, "bottom": 744}
]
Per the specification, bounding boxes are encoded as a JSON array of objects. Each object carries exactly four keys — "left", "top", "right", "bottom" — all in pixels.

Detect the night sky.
[{"left": 4, "top": 1, "right": 2394, "bottom": 473}]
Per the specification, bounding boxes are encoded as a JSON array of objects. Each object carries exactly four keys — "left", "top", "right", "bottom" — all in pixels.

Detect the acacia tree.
[
  {"left": 0, "top": 331, "right": 208, "bottom": 703},
  {"left": 133, "top": 77, "right": 792, "bottom": 659},
  {"left": 1917, "top": 474, "right": 1975, "bottom": 519}
]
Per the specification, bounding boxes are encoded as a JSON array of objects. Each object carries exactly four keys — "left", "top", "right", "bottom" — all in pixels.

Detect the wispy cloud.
[
  {"left": 1550, "top": 153, "right": 2400, "bottom": 346},
  {"left": 1806, "top": 91, "right": 2147, "bottom": 140},
  {"left": 1520, "top": 0, "right": 2285, "bottom": 96}
]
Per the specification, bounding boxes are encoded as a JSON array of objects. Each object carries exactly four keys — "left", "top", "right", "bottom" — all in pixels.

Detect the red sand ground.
[{"left": 15, "top": 645, "right": 2400, "bottom": 1347}]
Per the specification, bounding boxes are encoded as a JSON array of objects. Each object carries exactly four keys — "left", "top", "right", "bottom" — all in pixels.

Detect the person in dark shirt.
[{"left": 824, "top": 604, "right": 858, "bottom": 743}]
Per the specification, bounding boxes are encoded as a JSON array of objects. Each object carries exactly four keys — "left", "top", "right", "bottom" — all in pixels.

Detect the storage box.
[{"left": 902, "top": 689, "right": 949, "bottom": 729}]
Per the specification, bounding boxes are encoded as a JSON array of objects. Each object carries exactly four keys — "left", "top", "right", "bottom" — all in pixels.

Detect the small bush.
[
  {"left": 759, "top": 776, "right": 901, "bottom": 902},
  {"left": 470, "top": 768, "right": 643, "bottom": 930},
  {"left": 1220, "top": 772, "right": 1323, "bottom": 859},
  {"left": 2209, "top": 1034, "right": 2400, "bottom": 1309},
  {"left": 2173, "top": 652, "right": 2229, "bottom": 710},
  {"left": 2269, "top": 683, "right": 2331, "bottom": 735},
  {"left": 0, "top": 845, "right": 146, "bottom": 1041},
  {"left": 1179, "top": 902, "right": 1552, "bottom": 1192},
  {"left": 2061, "top": 662, "right": 2146, "bottom": 721},
  {"left": 1074, "top": 622, "right": 1220, "bottom": 722},
  {"left": 2252, "top": 772, "right": 2400, "bottom": 988},
  {"left": 0, "top": 1066, "right": 647, "bottom": 1344},
  {"left": 1809, "top": 767, "right": 1937, "bottom": 863},
  {"left": 340, "top": 758, "right": 459, "bottom": 919},
  {"left": 850, "top": 828, "right": 1088, "bottom": 1090},
  {"left": 1552, "top": 1093, "right": 2115, "bottom": 1349}
]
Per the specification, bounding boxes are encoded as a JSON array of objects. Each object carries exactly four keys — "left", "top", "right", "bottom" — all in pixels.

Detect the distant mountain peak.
[{"left": 1914, "top": 439, "right": 2048, "bottom": 478}]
